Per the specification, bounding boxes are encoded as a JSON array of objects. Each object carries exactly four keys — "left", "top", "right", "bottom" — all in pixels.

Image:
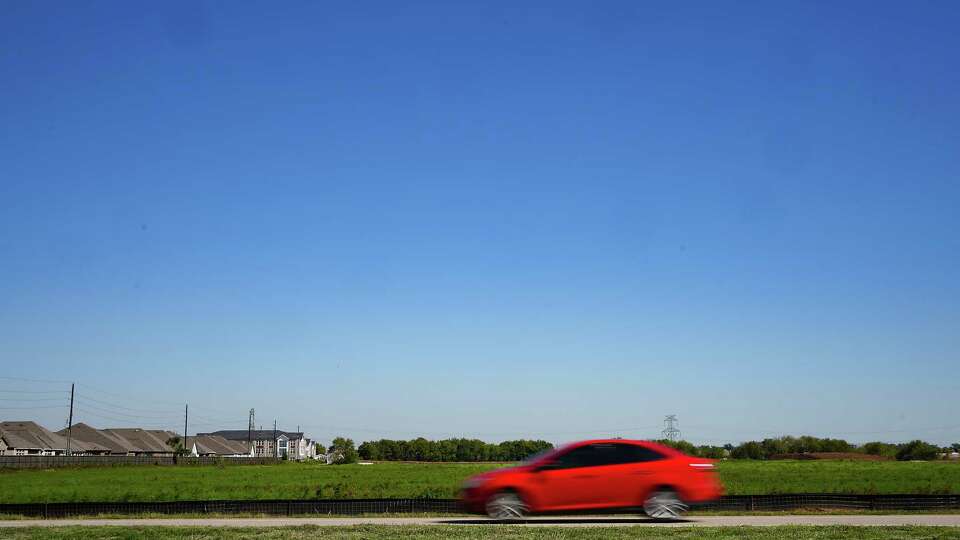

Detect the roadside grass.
[
  {"left": 1, "top": 460, "right": 958, "bottom": 504},
  {"left": 2, "top": 526, "right": 960, "bottom": 540},
  {"left": 721, "top": 460, "right": 960, "bottom": 496},
  {"left": 6, "top": 510, "right": 960, "bottom": 521}
]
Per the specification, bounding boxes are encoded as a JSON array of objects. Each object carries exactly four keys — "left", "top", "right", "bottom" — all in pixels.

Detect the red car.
[{"left": 461, "top": 439, "right": 722, "bottom": 519}]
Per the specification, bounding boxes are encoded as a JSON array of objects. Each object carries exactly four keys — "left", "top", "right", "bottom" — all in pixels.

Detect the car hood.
[{"left": 468, "top": 464, "right": 527, "bottom": 482}]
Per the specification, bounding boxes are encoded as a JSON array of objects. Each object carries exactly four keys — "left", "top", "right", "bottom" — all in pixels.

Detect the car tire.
[
  {"left": 643, "top": 487, "right": 688, "bottom": 519},
  {"left": 485, "top": 490, "right": 528, "bottom": 520}
]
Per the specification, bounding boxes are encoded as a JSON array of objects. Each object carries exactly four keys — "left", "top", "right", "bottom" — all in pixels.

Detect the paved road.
[{"left": 2, "top": 515, "right": 960, "bottom": 528}]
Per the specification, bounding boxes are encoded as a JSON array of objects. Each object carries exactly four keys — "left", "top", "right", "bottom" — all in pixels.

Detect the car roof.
[{"left": 557, "top": 439, "right": 682, "bottom": 456}]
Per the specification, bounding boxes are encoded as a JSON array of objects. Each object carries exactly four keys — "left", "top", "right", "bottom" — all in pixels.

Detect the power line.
[
  {"left": 0, "top": 405, "right": 67, "bottom": 410},
  {"left": 0, "top": 389, "right": 70, "bottom": 395},
  {"left": 191, "top": 413, "right": 245, "bottom": 424},
  {"left": 76, "top": 383, "right": 243, "bottom": 417},
  {"left": 73, "top": 400, "right": 180, "bottom": 420},
  {"left": 0, "top": 376, "right": 72, "bottom": 385},
  {"left": 73, "top": 407, "right": 179, "bottom": 428},
  {"left": 0, "top": 397, "right": 69, "bottom": 402},
  {"left": 74, "top": 394, "right": 181, "bottom": 415},
  {"left": 74, "top": 382, "right": 185, "bottom": 407}
]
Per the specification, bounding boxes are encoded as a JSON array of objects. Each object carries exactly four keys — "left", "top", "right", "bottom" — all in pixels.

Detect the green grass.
[
  {"left": 1, "top": 460, "right": 958, "bottom": 504},
  {"left": 2, "top": 526, "right": 960, "bottom": 540},
  {"left": 720, "top": 460, "right": 960, "bottom": 495}
]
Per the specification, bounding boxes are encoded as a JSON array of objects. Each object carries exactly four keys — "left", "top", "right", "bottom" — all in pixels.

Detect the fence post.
[{"left": 748, "top": 495, "right": 755, "bottom": 511}]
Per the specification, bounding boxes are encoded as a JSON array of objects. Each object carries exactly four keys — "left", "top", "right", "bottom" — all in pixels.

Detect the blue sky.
[{"left": 1, "top": 1, "right": 958, "bottom": 446}]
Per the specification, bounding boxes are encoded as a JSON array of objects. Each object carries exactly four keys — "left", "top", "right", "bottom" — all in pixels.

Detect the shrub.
[
  {"left": 731, "top": 441, "right": 764, "bottom": 460},
  {"left": 328, "top": 437, "right": 359, "bottom": 464},
  {"left": 862, "top": 441, "right": 898, "bottom": 458},
  {"left": 896, "top": 440, "right": 940, "bottom": 461}
]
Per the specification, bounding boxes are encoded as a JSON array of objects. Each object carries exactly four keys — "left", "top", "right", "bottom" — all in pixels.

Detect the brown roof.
[
  {"left": 192, "top": 435, "right": 250, "bottom": 456},
  {"left": 101, "top": 428, "right": 175, "bottom": 453},
  {"left": 56, "top": 423, "right": 136, "bottom": 454},
  {"left": 0, "top": 421, "right": 72, "bottom": 451}
]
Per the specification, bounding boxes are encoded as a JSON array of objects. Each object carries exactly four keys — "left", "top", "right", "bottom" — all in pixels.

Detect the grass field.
[
  {"left": 2, "top": 526, "right": 960, "bottom": 540},
  {"left": 1, "top": 460, "right": 959, "bottom": 504}
]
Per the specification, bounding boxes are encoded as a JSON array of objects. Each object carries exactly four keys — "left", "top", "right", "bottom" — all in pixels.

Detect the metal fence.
[
  {"left": 698, "top": 494, "right": 960, "bottom": 511},
  {"left": 0, "top": 499, "right": 461, "bottom": 518},
  {"left": 0, "top": 455, "right": 280, "bottom": 469},
  {"left": 1, "top": 495, "right": 958, "bottom": 517}
]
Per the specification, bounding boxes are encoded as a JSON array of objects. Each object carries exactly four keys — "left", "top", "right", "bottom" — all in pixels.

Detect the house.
[
  {"left": 197, "top": 429, "right": 314, "bottom": 460},
  {"left": 100, "top": 428, "right": 177, "bottom": 456},
  {"left": 55, "top": 423, "right": 137, "bottom": 455},
  {"left": 56, "top": 424, "right": 177, "bottom": 456},
  {"left": 189, "top": 435, "right": 254, "bottom": 457},
  {"left": 1, "top": 421, "right": 110, "bottom": 456}
]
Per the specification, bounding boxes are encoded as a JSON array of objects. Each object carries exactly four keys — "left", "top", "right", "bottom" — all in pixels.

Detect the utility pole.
[
  {"left": 66, "top": 383, "right": 75, "bottom": 456},
  {"left": 273, "top": 420, "right": 277, "bottom": 459},
  {"left": 662, "top": 415, "right": 681, "bottom": 442},
  {"left": 183, "top": 404, "right": 189, "bottom": 456},
  {"left": 248, "top": 409, "right": 255, "bottom": 447}
]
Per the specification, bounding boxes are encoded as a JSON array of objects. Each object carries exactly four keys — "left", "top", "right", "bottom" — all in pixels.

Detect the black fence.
[
  {"left": 0, "top": 499, "right": 461, "bottom": 518},
  {"left": 0, "top": 456, "right": 280, "bottom": 469},
  {"left": 1, "top": 495, "right": 958, "bottom": 518},
  {"left": 699, "top": 494, "right": 960, "bottom": 511}
]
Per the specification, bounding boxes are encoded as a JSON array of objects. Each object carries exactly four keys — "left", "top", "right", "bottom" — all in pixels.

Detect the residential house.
[
  {"left": 197, "top": 430, "right": 314, "bottom": 460},
  {"left": 100, "top": 428, "right": 177, "bottom": 456},
  {"left": 56, "top": 422, "right": 137, "bottom": 455},
  {"left": 1, "top": 421, "right": 110, "bottom": 456},
  {"left": 189, "top": 435, "right": 253, "bottom": 457},
  {"left": 57, "top": 425, "right": 177, "bottom": 456}
]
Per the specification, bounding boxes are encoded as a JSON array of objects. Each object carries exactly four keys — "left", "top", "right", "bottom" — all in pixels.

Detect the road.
[{"left": 2, "top": 515, "right": 960, "bottom": 528}]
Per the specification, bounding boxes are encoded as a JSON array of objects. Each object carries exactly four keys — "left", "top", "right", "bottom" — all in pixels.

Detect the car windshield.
[{"left": 521, "top": 448, "right": 556, "bottom": 465}]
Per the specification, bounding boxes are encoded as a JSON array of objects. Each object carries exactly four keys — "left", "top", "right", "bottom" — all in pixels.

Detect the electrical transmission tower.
[{"left": 662, "top": 414, "right": 681, "bottom": 441}]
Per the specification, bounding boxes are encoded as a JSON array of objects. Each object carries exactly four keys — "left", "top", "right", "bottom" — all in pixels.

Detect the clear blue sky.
[{"left": 2, "top": 1, "right": 958, "bottom": 446}]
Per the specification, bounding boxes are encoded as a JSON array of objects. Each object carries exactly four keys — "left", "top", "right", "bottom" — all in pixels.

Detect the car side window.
[
  {"left": 553, "top": 445, "right": 606, "bottom": 469},
  {"left": 553, "top": 443, "right": 665, "bottom": 469},
  {"left": 612, "top": 444, "right": 666, "bottom": 464}
]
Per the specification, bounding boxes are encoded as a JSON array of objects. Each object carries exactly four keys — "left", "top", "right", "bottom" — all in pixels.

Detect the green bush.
[
  {"left": 896, "top": 440, "right": 940, "bottom": 461},
  {"left": 731, "top": 441, "right": 764, "bottom": 460},
  {"left": 862, "top": 441, "right": 898, "bottom": 458},
  {"left": 357, "top": 438, "right": 552, "bottom": 462},
  {"left": 329, "top": 437, "right": 359, "bottom": 464}
]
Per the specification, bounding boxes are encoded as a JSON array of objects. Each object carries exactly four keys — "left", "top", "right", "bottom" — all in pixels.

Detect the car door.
[
  {"left": 591, "top": 443, "right": 668, "bottom": 508},
  {"left": 530, "top": 444, "right": 608, "bottom": 510}
]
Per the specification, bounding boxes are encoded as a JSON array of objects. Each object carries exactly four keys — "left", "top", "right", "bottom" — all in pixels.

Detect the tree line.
[
  {"left": 657, "top": 436, "right": 959, "bottom": 461},
  {"left": 356, "top": 437, "right": 554, "bottom": 462},
  {"left": 317, "top": 435, "right": 958, "bottom": 464}
]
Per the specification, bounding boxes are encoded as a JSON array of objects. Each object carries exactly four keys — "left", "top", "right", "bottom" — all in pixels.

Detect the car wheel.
[
  {"left": 485, "top": 491, "right": 528, "bottom": 520},
  {"left": 643, "top": 488, "right": 688, "bottom": 519}
]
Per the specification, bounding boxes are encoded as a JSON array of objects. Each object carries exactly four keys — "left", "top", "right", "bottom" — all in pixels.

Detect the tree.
[
  {"left": 730, "top": 441, "right": 764, "bottom": 460},
  {"left": 896, "top": 440, "right": 940, "bottom": 461},
  {"left": 862, "top": 441, "right": 898, "bottom": 458},
  {"left": 951, "top": 443, "right": 960, "bottom": 453},
  {"left": 696, "top": 445, "right": 727, "bottom": 459},
  {"left": 167, "top": 436, "right": 188, "bottom": 457},
  {"left": 328, "top": 437, "right": 359, "bottom": 464},
  {"left": 760, "top": 437, "right": 788, "bottom": 458},
  {"left": 655, "top": 439, "right": 697, "bottom": 456},
  {"left": 358, "top": 441, "right": 377, "bottom": 460},
  {"left": 314, "top": 442, "right": 325, "bottom": 456}
]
